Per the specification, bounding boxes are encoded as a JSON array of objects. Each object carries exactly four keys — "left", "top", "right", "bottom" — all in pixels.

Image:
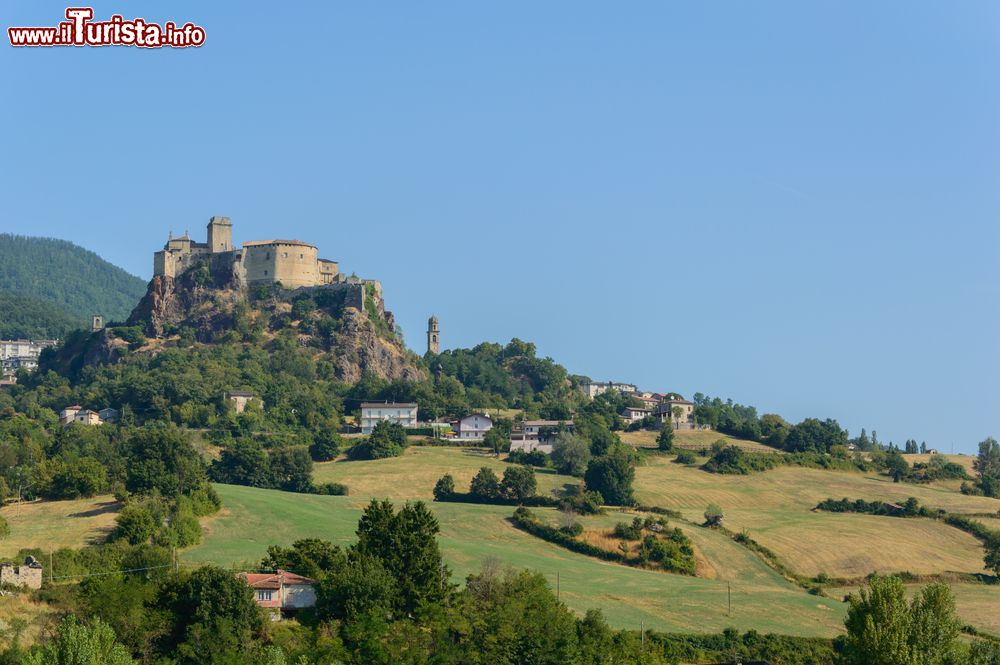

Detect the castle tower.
[
  {"left": 91, "top": 314, "right": 104, "bottom": 332},
  {"left": 206, "top": 216, "right": 233, "bottom": 253},
  {"left": 427, "top": 315, "right": 440, "bottom": 354}
]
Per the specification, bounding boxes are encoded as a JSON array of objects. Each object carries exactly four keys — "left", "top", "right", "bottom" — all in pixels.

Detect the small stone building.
[
  {"left": 225, "top": 391, "right": 262, "bottom": 414},
  {"left": 1, "top": 556, "right": 43, "bottom": 590}
]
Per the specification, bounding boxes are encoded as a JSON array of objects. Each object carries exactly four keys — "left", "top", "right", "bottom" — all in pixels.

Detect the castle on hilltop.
[{"left": 154, "top": 216, "right": 340, "bottom": 288}]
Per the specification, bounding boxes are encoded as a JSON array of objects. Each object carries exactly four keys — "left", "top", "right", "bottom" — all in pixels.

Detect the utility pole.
[
  {"left": 49, "top": 551, "right": 53, "bottom": 584},
  {"left": 641, "top": 621, "right": 645, "bottom": 648},
  {"left": 556, "top": 572, "right": 560, "bottom": 602}
]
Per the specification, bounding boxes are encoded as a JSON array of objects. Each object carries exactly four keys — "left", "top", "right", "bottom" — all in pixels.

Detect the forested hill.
[
  {"left": 0, "top": 291, "right": 82, "bottom": 339},
  {"left": 0, "top": 234, "right": 147, "bottom": 324}
]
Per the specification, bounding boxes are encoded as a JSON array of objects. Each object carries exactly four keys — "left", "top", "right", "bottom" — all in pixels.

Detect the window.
[
  {"left": 283, "top": 252, "right": 288, "bottom": 258},
  {"left": 264, "top": 270, "right": 268, "bottom": 276},
  {"left": 300, "top": 253, "right": 304, "bottom": 259},
  {"left": 257, "top": 590, "right": 272, "bottom": 601},
  {"left": 265, "top": 252, "right": 270, "bottom": 259}
]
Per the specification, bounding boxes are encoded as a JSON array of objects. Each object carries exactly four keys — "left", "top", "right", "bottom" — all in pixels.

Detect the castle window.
[
  {"left": 300, "top": 253, "right": 304, "bottom": 259},
  {"left": 265, "top": 252, "right": 270, "bottom": 259},
  {"left": 283, "top": 252, "right": 288, "bottom": 258},
  {"left": 264, "top": 270, "right": 268, "bottom": 276}
]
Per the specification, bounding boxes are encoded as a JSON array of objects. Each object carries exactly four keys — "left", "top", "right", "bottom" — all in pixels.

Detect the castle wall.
[
  {"left": 244, "top": 242, "right": 321, "bottom": 288},
  {"left": 0, "top": 562, "right": 42, "bottom": 590}
]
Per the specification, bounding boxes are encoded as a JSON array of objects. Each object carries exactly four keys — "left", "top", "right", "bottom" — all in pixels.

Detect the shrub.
[
  {"left": 507, "top": 449, "right": 549, "bottom": 467},
  {"left": 309, "top": 431, "right": 342, "bottom": 462},
  {"left": 674, "top": 450, "right": 697, "bottom": 465},
  {"left": 704, "top": 503, "right": 724, "bottom": 527},
  {"left": 113, "top": 504, "right": 157, "bottom": 545},
  {"left": 312, "top": 482, "right": 348, "bottom": 496},
  {"left": 350, "top": 420, "right": 407, "bottom": 460},
  {"left": 614, "top": 517, "right": 644, "bottom": 540}
]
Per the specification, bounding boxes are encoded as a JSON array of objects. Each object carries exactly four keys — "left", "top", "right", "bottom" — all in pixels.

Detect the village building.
[
  {"left": 225, "top": 391, "right": 262, "bottom": 414},
  {"left": 360, "top": 402, "right": 418, "bottom": 435},
  {"left": 238, "top": 570, "right": 316, "bottom": 619},
  {"left": 59, "top": 405, "right": 116, "bottom": 426},
  {"left": 73, "top": 409, "right": 102, "bottom": 426},
  {"left": 621, "top": 406, "right": 652, "bottom": 424},
  {"left": 580, "top": 381, "right": 637, "bottom": 399},
  {"left": 0, "top": 339, "right": 58, "bottom": 381},
  {"left": 656, "top": 399, "right": 695, "bottom": 429},
  {"left": 454, "top": 413, "right": 493, "bottom": 441},
  {"left": 98, "top": 407, "right": 120, "bottom": 424},
  {"left": 0, "top": 556, "right": 43, "bottom": 590},
  {"left": 509, "top": 419, "right": 574, "bottom": 454}
]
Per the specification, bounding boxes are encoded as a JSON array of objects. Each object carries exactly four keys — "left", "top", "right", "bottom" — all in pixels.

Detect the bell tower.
[{"left": 427, "top": 315, "right": 440, "bottom": 354}]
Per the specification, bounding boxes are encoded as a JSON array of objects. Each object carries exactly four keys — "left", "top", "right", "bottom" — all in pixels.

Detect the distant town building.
[
  {"left": 580, "top": 381, "right": 637, "bottom": 399},
  {"left": 98, "top": 407, "right": 120, "bottom": 424},
  {"left": 454, "top": 413, "right": 493, "bottom": 441},
  {"left": 427, "top": 315, "right": 440, "bottom": 355},
  {"left": 656, "top": 399, "right": 695, "bottom": 429},
  {"left": 621, "top": 406, "right": 652, "bottom": 424},
  {"left": 0, "top": 339, "right": 58, "bottom": 380},
  {"left": 1, "top": 556, "right": 43, "bottom": 590},
  {"left": 73, "top": 409, "right": 102, "bottom": 426},
  {"left": 238, "top": 570, "right": 316, "bottom": 619},
  {"left": 360, "top": 402, "right": 419, "bottom": 434},
  {"left": 225, "top": 391, "right": 262, "bottom": 414}
]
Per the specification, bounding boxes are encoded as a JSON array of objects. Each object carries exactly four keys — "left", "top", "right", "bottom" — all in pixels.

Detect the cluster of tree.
[
  {"left": 209, "top": 439, "right": 318, "bottom": 493},
  {"left": 434, "top": 465, "right": 541, "bottom": 504},
  {"left": 962, "top": 437, "right": 1000, "bottom": 498},
  {"left": 0, "top": 291, "right": 83, "bottom": 340},
  {"left": 612, "top": 516, "right": 696, "bottom": 575},
  {"left": 700, "top": 440, "right": 874, "bottom": 476},
  {"left": 814, "top": 496, "right": 940, "bottom": 519},
  {"left": 0, "top": 234, "right": 147, "bottom": 322},
  {"left": 871, "top": 449, "right": 969, "bottom": 484}
]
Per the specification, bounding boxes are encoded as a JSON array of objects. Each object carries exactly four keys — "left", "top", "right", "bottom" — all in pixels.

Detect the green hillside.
[
  {"left": 0, "top": 234, "right": 146, "bottom": 324},
  {"left": 0, "top": 291, "right": 83, "bottom": 339}
]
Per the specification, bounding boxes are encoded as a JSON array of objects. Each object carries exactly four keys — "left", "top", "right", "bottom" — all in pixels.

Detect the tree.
[
  {"left": 973, "top": 437, "right": 1000, "bottom": 498},
  {"left": 353, "top": 499, "right": 450, "bottom": 615},
  {"left": 985, "top": 538, "right": 1000, "bottom": 578},
  {"left": 261, "top": 538, "right": 345, "bottom": 579},
  {"left": 433, "top": 474, "right": 455, "bottom": 501},
  {"left": 885, "top": 451, "right": 910, "bottom": 483},
  {"left": 124, "top": 426, "right": 207, "bottom": 498},
  {"left": 309, "top": 430, "right": 342, "bottom": 462},
  {"left": 315, "top": 554, "right": 397, "bottom": 624},
  {"left": 842, "top": 576, "right": 960, "bottom": 665},
  {"left": 112, "top": 504, "right": 157, "bottom": 545},
  {"left": 484, "top": 428, "right": 508, "bottom": 456},
  {"left": 23, "top": 616, "right": 135, "bottom": 665},
  {"left": 209, "top": 440, "right": 271, "bottom": 487},
  {"left": 352, "top": 420, "right": 407, "bottom": 460},
  {"left": 704, "top": 503, "right": 724, "bottom": 527},
  {"left": 157, "top": 566, "right": 264, "bottom": 662},
  {"left": 501, "top": 465, "right": 537, "bottom": 501},
  {"left": 551, "top": 433, "right": 591, "bottom": 477},
  {"left": 783, "top": 418, "right": 848, "bottom": 453},
  {"left": 470, "top": 467, "right": 502, "bottom": 501},
  {"left": 584, "top": 448, "right": 635, "bottom": 506},
  {"left": 269, "top": 446, "right": 313, "bottom": 492},
  {"left": 656, "top": 422, "right": 674, "bottom": 452}
]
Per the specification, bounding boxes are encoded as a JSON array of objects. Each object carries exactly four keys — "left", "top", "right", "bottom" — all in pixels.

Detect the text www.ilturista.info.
[{"left": 8, "top": 8, "right": 205, "bottom": 48}]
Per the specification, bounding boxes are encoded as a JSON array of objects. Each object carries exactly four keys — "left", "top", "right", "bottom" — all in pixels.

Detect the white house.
[
  {"left": 522, "top": 419, "right": 574, "bottom": 440},
  {"left": 454, "top": 413, "right": 493, "bottom": 441},
  {"left": 360, "top": 402, "right": 418, "bottom": 435},
  {"left": 621, "top": 406, "right": 652, "bottom": 424}
]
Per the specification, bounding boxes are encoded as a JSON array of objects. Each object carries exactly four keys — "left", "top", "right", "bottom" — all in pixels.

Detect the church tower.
[
  {"left": 206, "top": 216, "right": 233, "bottom": 253},
  {"left": 427, "top": 315, "right": 440, "bottom": 354}
]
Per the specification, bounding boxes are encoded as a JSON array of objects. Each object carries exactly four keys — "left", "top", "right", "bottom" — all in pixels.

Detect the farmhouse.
[
  {"left": 59, "top": 405, "right": 117, "bottom": 426},
  {"left": 454, "top": 413, "right": 493, "bottom": 441},
  {"left": 360, "top": 402, "right": 418, "bottom": 435},
  {"left": 238, "top": 569, "right": 316, "bottom": 619}
]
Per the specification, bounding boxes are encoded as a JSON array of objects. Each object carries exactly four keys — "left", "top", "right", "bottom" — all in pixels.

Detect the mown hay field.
[
  {"left": 0, "top": 495, "right": 119, "bottom": 558},
  {"left": 187, "top": 483, "right": 847, "bottom": 637}
]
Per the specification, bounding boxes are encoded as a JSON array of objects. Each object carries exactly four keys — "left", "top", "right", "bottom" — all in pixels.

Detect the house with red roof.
[{"left": 238, "top": 569, "right": 317, "bottom": 618}]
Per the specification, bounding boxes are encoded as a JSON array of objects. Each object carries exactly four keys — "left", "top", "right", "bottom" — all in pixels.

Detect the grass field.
[
  {"left": 0, "top": 594, "right": 61, "bottom": 649},
  {"left": 633, "top": 457, "right": 1000, "bottom": 579},
  {"left": 621, "top": 429, "right": 778, "bottom": 453},
  {"left": 0, "top": 496, "right": 119, "bottom": 558},
  {"left": 313, "top": 445, "right": 576, "bottom": 500},
  {"left": 187, "top": 484, "right": 847, "bottom": 637}
]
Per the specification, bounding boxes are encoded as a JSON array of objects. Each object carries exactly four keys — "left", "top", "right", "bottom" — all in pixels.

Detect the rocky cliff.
[{"left": 124, "top": 258, "right": 424, "bottom": 383}]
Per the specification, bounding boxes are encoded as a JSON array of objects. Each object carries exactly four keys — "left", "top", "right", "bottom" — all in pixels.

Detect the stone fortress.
[{"left": 154, "top": 216, "right": 341, "bottom": 288}]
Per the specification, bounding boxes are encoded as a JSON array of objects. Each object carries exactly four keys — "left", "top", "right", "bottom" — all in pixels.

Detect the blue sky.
[{"left": 2, "top": 2, "right": 997, "bottom": 452}]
